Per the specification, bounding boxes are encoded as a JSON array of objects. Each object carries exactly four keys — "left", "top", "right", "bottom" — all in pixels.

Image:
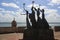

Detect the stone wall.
[
  {"left": 54, "top": 26, "right": 60, "bottom": 32},
  {"left": 0, "top": 27, "right": 25, "bottom": 34}
]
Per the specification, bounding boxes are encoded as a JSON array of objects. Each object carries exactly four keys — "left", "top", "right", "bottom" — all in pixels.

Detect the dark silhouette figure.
[
  {"left": 33, "top": 8, "right": 42, "bottom": 40},
  {"left": 23, "top": 10, "right": 33, "bottom": 40},
  {"left": 29, "top": 7, "right": 37, "bottom": 29},
  {"left": 34, "top": 7, "right": 42, "bottom": 29},
  {"left": 11, "top": 18, "right": 17, "bottom": 27},
  {"left": 25, "top": 10, "right": 31, "bottom": 29},
  {"left": 41, "top": 9, "right": 49, "bottom": 29},
  {"left": 23, "top": 2, "right": 55, "bottom": 40},
  {"left": 29, "top": 7, "right": 37, "bottom": 40}
]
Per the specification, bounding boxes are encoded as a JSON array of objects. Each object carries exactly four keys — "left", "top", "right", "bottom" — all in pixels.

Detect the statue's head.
[{"left": 42, "top": 9, "right": 44, "bottom": 12}]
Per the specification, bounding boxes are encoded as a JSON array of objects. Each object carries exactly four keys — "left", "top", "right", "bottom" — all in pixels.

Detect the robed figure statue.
[{"left": 23, "top": 1, "right": 55, "bottom": 40}]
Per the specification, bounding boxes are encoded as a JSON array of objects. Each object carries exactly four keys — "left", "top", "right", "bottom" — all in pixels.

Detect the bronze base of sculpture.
[{"left": 23, "top": 28, "right": 55, "bottom": 40}]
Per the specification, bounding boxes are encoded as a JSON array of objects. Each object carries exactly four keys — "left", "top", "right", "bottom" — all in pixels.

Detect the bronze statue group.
[
  {"left": 25, "top": 6, "right": 49, "bottom": 29},
  {"left": 23, "top": 3, "right": 54, "bottom": 40}
]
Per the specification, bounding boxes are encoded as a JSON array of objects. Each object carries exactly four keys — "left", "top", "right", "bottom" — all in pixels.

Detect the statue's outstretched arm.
[{"left": 34, "top": 7, "right": 37, "bottom": 11}]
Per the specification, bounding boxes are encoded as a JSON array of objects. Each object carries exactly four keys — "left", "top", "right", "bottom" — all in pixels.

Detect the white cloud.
[
  {"left": 14, "top": 0, "right": 20, "bottom": 4},
  {"left": 45, "top": 9, "right": 60, "bottom": 22},
  {"left": 27, "top": 4, "right": 60, "bottom": 22},
  {"left": 51, "top": 0, "right": 60, "bottom": 4},
  {"left": 58, "top": 6, "right": 60, "bottom": 8},
  {"left": 45, "top": 9, "right": 57, "bottom": 14},
  {"left": 1, "top": 3, "right": 19, "bottom": 8},
  {"left": 48, "top": 0, "right": 60, "bottom": 6},
  {"left": 46, "top": 13, "right": 60, "bottom": 22},
  {"left": 0, "top": 8, "right": 26, "bottom": 22},
  {"left": 27, "top": 4, "right": 47, "bottom": 9},
  {"left": 0, "top": 5, "right": 60, "bottom": 22},
  {"left": 0, "top": 8, "right": 5, "bottom": 11},
  {"left": 48, "top": 3, "right": 54, "bottom": 6}
]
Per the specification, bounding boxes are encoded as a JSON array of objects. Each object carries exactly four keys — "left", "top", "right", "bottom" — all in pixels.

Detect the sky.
[{"left": 0, "top": 0, "right": 60, "bottom": 22}]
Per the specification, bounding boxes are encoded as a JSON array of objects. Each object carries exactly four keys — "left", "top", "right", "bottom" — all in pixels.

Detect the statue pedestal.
[{"left": 23, "top": 28, "right": 55, "bottom": 40}]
